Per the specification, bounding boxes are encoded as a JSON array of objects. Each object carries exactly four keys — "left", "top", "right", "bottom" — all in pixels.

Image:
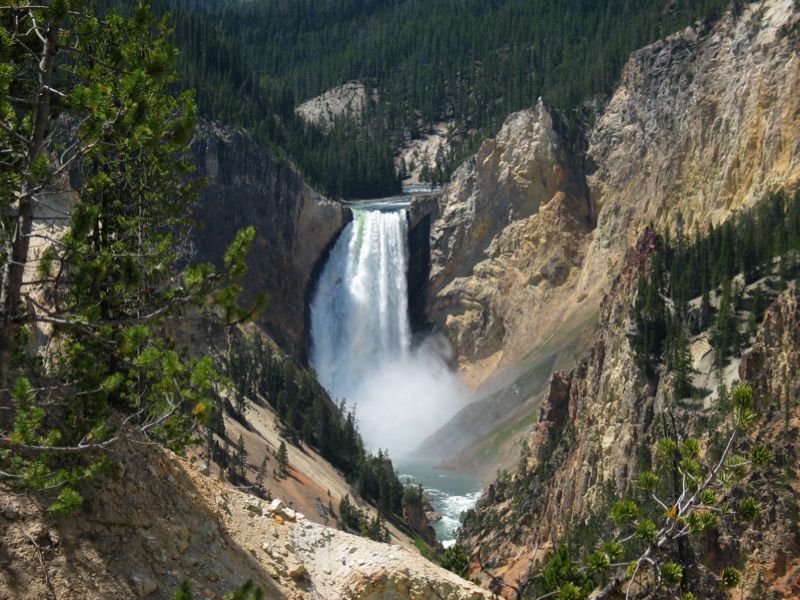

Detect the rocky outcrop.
[
  {"left": 403, "top": 498, "right": 439, "bottom": 547},
  {"left": 0, "top": 443, "right": 491, "bottom": 600},
  {"left": 408, "top": 193, "right": 442, "bottom": 332},
  {"left": 296, "top": 82, "right": 369, "bottom": 130},
  {"left": 190, "top": 123, "right": 350, "bottom": 356},
  {"left": 460, "top": 226, "right": 800, "bottom": 597},
  {"left": 428, "top": 100, "right": 593, "bottom": 372}
]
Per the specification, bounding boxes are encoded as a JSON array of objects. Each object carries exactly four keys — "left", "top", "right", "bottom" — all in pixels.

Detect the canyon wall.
[
  {"left": 424, "top": 0, "right": 800, "bottom": 472},
  {"left": 442, "top": 1, "right": 800, "bottom": 593},
  {"left": 580, "top": 0, "right": 800, "bottom": 300},
  {"left": 190, "top": 123, "right": 351, "bottom": 357},
  {"left": 460, "top": 228, "right": 800, "bottom": 597},
  {"left": 429, "top": 0, "right": 799, "bottom": 383},
  {"left": 428, "top": 100, "right": 593, "bottom": 379}
]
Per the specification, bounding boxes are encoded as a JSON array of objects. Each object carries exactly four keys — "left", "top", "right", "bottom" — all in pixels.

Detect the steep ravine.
[{"left": 459, "top": 230, "right": 800, "bottom": 598}]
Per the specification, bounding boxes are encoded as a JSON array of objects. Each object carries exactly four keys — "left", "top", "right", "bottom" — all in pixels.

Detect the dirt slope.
[{"left": 0, "top": 443, "right": 489, "bottom": 600}]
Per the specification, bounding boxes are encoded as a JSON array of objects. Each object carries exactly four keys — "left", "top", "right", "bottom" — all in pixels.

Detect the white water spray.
[{"left": 309, "top": 204, "right": 465, "bottom": 456}]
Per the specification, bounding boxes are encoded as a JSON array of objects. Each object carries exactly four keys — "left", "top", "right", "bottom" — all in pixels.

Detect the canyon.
[
  {"left": 3, "top": 0, "right": 799, "bottom": 598},
  {"left": 185, "top": 1, "right": 800, "bottom": 595}
]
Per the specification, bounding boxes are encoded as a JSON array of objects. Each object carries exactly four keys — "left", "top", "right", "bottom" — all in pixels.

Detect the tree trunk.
[{"left": 0, "top": 16, "right": 62, "bottom": 402}]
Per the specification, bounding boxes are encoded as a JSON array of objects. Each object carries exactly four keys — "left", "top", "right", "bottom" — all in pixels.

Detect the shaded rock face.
[
  {"left": 403, "top": 498, "right": 438, "bottom": 547},
  {"left": 408, "top": 212, "right": 434, "bottom": 333},
  {"left": 408, "top": 193, "right": 442, "bottom": 333},
  {"left": 190, "top": 123, "right": 350, "bottom": 356},
  {"left": 428, "top": 100, "right": 593, "bottom": 368}
]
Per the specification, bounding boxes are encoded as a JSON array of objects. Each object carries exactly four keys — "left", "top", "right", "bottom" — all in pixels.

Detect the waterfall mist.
[{"left": 309, "top": 205, "right": 466, "bottom": 456}]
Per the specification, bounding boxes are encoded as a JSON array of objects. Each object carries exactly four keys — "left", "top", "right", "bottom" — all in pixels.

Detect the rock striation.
[
  {"left": 460, "top": 227, "right": 800, "bottom": 597},
  {"left": 190, "top": 123, "right": 350, "bottom": 356},
  {"left": 580, "top": 0, "right": 800, "bottom": 300},
  {"left": 421, "top": 0, "right": 800, "bottom": 472}
]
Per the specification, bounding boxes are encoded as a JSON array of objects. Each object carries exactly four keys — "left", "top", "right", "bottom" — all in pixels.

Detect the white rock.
[
  {"left": 279, "top": 507, "right": 296, "bottom": 522},
  {"left": 287, "top": 562, "right": 306, "bottom": 579},
  {"left": 129, "top": 574, "right": 158, "bottom": 597}
]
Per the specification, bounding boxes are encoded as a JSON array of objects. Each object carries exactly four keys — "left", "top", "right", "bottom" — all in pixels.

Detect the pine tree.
[
  {"left": 339, "top": 494, "right": 353, "bottom": 529},
  {"left": 440, "top": 544, "right": 470, "bottom": 578},
  {"left": 276, "top": 440, "right": 289, "bottom": 477},
  {"left": 713, "top": 280, "right": 738, "bottom": 363},
  {"left": 255, "top": 455, "right": 269, "bottom": 496},
  {"left": 367, "top": 513, "right": 385, "bottom": 542},
  {"left": 236, "top": 434, "right": 247, "bottom": 479},
  {"left": 235, "top": 390, "right": 247, "bottom": 416},
  {"left": 0, "top": 1, "right": 257, "bottom": 513},
  {"left": 173, "top": 581, "right": 193, "bottom": 600},
  {"left": 667, "top": 324, "right": 693, "bottom": 400}
]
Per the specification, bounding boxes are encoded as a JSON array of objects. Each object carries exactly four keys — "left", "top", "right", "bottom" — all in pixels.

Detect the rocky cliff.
[
  {"left": 190, "top": 123, "right": 350, "bottom": 357},
  {"left": 579, "top": 0, "right": 800, "bottom": 301},
  {"left": 431, "top": 0, "right": 800, "bottom": 380},
  {"left": 423, "top": 0, "right": 800, "bottom": 471},
  {"left": 428, "top": 100, "right": 593, "bottom": 376},
  {"left": 460, "top": 230, "right": 800, "bottom": 598}
]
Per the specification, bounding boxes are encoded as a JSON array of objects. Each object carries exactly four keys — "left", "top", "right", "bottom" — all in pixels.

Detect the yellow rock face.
[{"left": 429, "top": 0, "right": 800, "bottom": 390}]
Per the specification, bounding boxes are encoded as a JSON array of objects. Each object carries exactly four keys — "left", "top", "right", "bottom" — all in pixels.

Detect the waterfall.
[
  {"left": 310, "top": 203, "right": 465, "bottom": 456},
  {"left": 310, "top": 207, "right": 412, "bottom": 399}
]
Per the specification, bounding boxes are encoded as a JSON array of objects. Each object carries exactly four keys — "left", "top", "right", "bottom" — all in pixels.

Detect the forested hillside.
[{"left": 146, "top": 0, "right": 740, "bottom": 198}]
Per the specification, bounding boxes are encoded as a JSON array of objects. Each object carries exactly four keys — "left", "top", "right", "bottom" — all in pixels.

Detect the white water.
[
  {"left": 309, "top": 204, "right": 466, "bottom": 456},
  {"left": 398, "top": 457, "right": 481, "bottom": 548}
]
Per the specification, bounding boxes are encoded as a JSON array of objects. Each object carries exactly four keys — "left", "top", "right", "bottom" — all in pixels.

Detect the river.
[{"left": 396, "top": 457, "right": 481, "bottom": 548}]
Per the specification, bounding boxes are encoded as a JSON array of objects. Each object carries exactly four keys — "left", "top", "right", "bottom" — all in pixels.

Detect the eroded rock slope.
[
  {"left": 461, "top": 229, "right": 800, "bottom": 598},
  {"left": 0, "top": 444, "right": 490, "bottom": 600},
  {"left": 423, "top": 0, "right": 800, "bottom": 473},
  {"left": 428, "top": 0, "right": 800, "bottom": 384}
]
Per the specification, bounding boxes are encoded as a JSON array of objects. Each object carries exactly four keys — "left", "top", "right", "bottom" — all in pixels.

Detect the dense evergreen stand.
[{"left": 106, "top": 0, "right": 741, "bottom": 198}]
